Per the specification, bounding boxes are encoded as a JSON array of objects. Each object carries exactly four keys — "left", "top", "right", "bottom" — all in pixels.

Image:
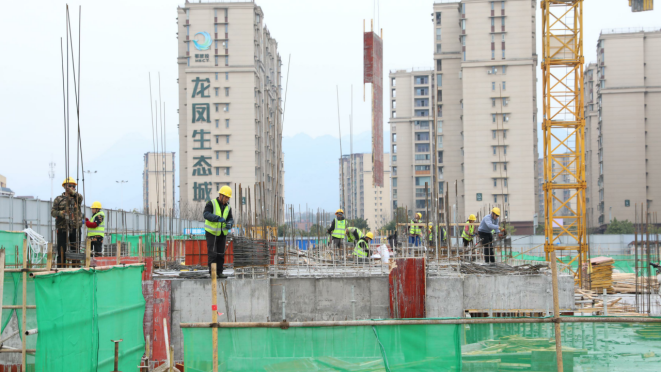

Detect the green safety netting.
[
  {"left": 183, "top": 318, "right": 660, "bottom": 372},
  {"left": 0, "top": 231, "right": 26, "bottom": 264},
  {"left": 508, "top": 252, "right": 659, "bottom": 275},
  {"left": 34, "top": 265, "right": 145, "bottom": 372},
  {"left": 110, "top": 233, "right": 204, "bottom": 258}
]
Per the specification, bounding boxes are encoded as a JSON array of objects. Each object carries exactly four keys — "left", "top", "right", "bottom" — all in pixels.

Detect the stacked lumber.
[
  {"left": 590, "top": 257, "right": 614, "bottom": 293},
  {"left": 612, "top": 273, "right": 659, "bottom": 294},
  {"left": 575, "top": 288, "right": 644, "bottom": 316}
]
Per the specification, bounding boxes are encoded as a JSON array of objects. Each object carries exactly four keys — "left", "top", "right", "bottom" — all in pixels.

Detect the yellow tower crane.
[{"left": 541, "top": 0, "right": 587, "bottom": 287}]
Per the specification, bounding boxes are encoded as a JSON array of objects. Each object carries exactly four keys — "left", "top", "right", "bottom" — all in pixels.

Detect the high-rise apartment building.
[
  {"left": 143, "top": 152, "right": 176, "bottom": 214},
  {"left": 395, "top": 0, "right": 537, "bottom": 233},
  {"left": 584, "top": 29, "right": 661, "bottom": 225},
  {"left": 340, "top": 153, "right": 391, "bottom": 232},
  {"left": 177, "top": 2, "right": 284, "bottom": 220},
  {"left": 388, "top": 69, "right": 454, "bottom": 223}
]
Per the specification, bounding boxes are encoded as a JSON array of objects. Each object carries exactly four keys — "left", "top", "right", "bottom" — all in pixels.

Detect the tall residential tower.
[{"left": 177, "top": 2, "right": 284, "bottom": 220}]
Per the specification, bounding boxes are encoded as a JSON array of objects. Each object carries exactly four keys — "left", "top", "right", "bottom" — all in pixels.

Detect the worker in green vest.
[
  {"left": 85, "top": 201, "right": 105, "bottom": 257},
  {"left": 346, "top": 226, "right": 363, "bottom": 244},
  {"left": 327, "top": 209, "right": 346, "bottom": 250},
  {"left": 409, "top": 213, "right": 422, "bottom": 247},
  {"left": 462, "top": 214, "right": 477, "bottom": 248},
  {"left": 353, "top": 232, "right": 373, "bottom": 259},
  {"left": 204, "top": 185, "right": 234, "bottom": 278}
]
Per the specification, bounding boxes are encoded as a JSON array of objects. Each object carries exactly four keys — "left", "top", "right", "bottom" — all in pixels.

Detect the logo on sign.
[{"left": 193, "top": 31, "right": 212, "bottom": 51}]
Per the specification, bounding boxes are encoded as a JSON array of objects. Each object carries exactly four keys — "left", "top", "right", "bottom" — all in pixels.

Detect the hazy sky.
[{"left": 0, "top": 0, "right": 659, "bottom": 210}]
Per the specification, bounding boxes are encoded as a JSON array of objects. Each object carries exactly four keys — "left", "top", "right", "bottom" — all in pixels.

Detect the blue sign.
[
  {"left": 184, "top": 228, "right": 205, "bottom": 235},
  {"left": 193, "top": 32, "right": 212, "bottom": 50}
]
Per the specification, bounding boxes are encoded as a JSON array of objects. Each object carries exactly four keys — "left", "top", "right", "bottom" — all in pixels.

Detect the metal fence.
[{"left": 0, "top": 196, "right": 205, "bottom": 242}]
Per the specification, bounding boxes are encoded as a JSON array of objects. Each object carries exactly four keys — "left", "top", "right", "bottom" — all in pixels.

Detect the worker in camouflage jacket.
[{"left": 50, "top": 177, "right": 84, "bottom": 267}]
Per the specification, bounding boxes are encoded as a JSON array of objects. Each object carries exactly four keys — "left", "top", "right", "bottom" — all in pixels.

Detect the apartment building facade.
[
  {"left": 340, "top": 153, "right": 391, "bottom": 232},
  {"left": 413, "top": 0, "right": 537, "bottom": 232},
  {"left": 177, "top": 2, "right": 284, "bottom": 219},
  {"left": 584, "top": 29, "right": 661, "bottom": 225},
  {"left": 143, "top": 152, "right": 176, "bottom": 214},
  {"left": 388, "top": 69, "right": 451, "bottom": 223}
]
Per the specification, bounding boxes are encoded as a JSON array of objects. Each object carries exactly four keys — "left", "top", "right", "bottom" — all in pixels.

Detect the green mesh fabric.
[
  {"left": 183, "top": 324, "right": 461, "bottom": 371},
  {"left": 34, "top": 266, "right": 145, "bottom": 372},
  {"left": 507, "top": 252, "right": 659, "bottom": 275},
  {"left": 0, "top": 231, "right": 25, "bottom": 265},
  {"left": 110, "top": 233, "right": 205, "bottom": 257},
  {"left": 183, "top": 319, "right": 660, "bottom": 372}
]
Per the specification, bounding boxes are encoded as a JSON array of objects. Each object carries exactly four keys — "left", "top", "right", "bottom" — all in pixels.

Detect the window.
[
  {"left": 492, "top": 130, "right": 496, "bottom": 139},
  {"left": 391, "top": 77, "right": 396, "bottom": 86},
  {"left": 493, "top": 146, "right": 497, "bottom": 155},
  {"left": 215, "top": 119, "right": 219, "bottom": 128},
  {"left": 415, "top": 154, "right": 431, "bottom": 161},
  {"left": 392, "top": 178, "right": 397, "bottom": 187},
  {"left": 415, "top": 165, "right": 431, "bottom": 171},
  {"left": 416, "top": 143, "right": 430, "bottom": 153},
  {"left": 491, "top": 18, "right": 495, "bottom": 27},
  {"left": 392, "top": 111, "right": 397, "bottom": 118},
  {"left": 503, "top": 130, "right": 507, "bottom": 139},
  {"left": 493, "top": 163, "right": 497, "bottom": 171},
  {"left": 438, "top": 151, "right": 443, "bottom": 163},
  {"left": 492, "top": 50, "right": 495, "bottom": 59},
  {"left": 416, "top": 200, "right": 426, "bottom": 209},
  {"left": 436, "top": 28, "right": 441, "bottom": 41},
  {"left": 392, "top": 133, "right": 397, "bottom": 142},
  {"left": 437, "top": 105, "right": 442, "bottom": 117},
  {"left": 415, "top": 87, "right": 429, "bottom": 96},
  {"left": 414, "top": 109, "right": 429, "bottom": 117},
  {"left": 226, "top": 151, "right": 230, "bottom": 160},
  {"left": 225, "top": 87, "right": 230, "bottom": 96},
  {"left": 436, "top": 59, "right": 442, "bottom": 71},
  {"left": 215, "top": 87, "right": 219, "bottom": 96},
  {"left": 415, "top": 132, "right": 430, "bottom": 141},
  {"left": 414, "top": 98, "right": 429, "bottom": 107},
  {"left": 502, "top": 65, "right": 507, "bottom": 74},
  {"left": 435, "top": 12, "right": 441, "bottom": 25},
  {"left": 224, "top": 56, "right": 229, "bottom": 66},
  {"left": 216, "top": 167, "right": 220, "bottom": 176},
  {"left": 215, "top": 72, "right": 219, "bottom": 80},
  {"left": 504, "top": 163, "right": 507, "bottom": 171},
  {"left": 225, "top": 119, "right": 230, "bottom": 128},
  {"left": 494, "top": 179, "right": 497, "bottom": 187},
  {"left": 501, "top": 17, "right": 505, "bottom": 26},
  {"left": 437, "top": 135, "right": 443, "bottom": 147},
  {"left": 504, "top": 179, "right": 507, "bottom": 187},
  {"left": 492, "top": 98, "right": 496, "bottom": 107},
  {"left": 502, "top": 97, "right": 507, "bottom": 106},
  {"left": 501, "top": 1, "right": 505, "bottom": 9},
  {"left": 504, "top": 147, "right": 507, "bottom": 155},
  {"left": 461, "top": 3, "right": 465, "bottom": 14},
  {"left": 502, "top": 50, "right": 505, "bottom": 59},
  {"left": 461, "top": 19, "right": 466, "bottom": 30},
  {"left": 226, "top": 136, "right": 230, "bottom": 144},
  {"left": 414, "top": 76, "right": 429, "bottom": 84},
  {"left": 216, "top": 151, "right": 220, "bottom": 160},
  {"left": 491, "top": 1, "right": 494, "bottom": 10},
  {"left": 437, "top": 74, "right": 442, "bottom": 87},
  {"left": 437, "top": 120, "right": 443, "bottom": 133},
  {"left": 437, "top": 44, "right": 442, "bottom": 53},
  {"left": 502, "top": 113, "right": 507, "bottom": 121},
  {"left": 392, "top": 89, "right": 396, "bottom": 98},
  {"left": 415, "top": 120, "right": 430, "bottom": 129},
  {"left": 492, "top": 82, "right": 496, "bottom": 90},
  {"left": 415, "top": 177, "right": 431, "bottom": 186},
  {"left": 392, "top": 155, "right": 397, "bottom": 162},
  {"left": 215, "top": 104, "right": 219, "bottom": 113},
  {"left": 392, "top": 100, "right": 396, "bottom": 109},
  {"left": 502, "top": 81, "right": 506, "bottom": 90},
  {"left": 392, "top": 144, "right": 397, "bottom": 153},
  {"left": 492, "top": 114, "right": 496, "bottom": 122},
  {"left": 494, "top": 195, "right": 498, "bottom": 203},
  {"left": 224, "top": 103, "right": 229, "bottom": 112},
  {"left": 225, "top": 72, "right": 229, "bottom": 80}
]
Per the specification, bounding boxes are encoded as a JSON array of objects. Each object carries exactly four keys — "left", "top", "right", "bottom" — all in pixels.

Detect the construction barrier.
[{"left": 182, "top": 318, "right": 661, "bottom": 372}]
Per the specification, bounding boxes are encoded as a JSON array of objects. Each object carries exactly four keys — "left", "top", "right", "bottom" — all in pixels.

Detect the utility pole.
[
  {"left": 48, "top": 162, "right": 56, "bottom": 201},
  {"left": 116, "top": 180, "right": 128, "bottom": 211}
]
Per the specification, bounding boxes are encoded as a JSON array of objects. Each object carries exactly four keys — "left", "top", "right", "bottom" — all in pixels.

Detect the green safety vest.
[
  {"left": 409, "top": 220, "right": 421, "bottom": 235},
  {"left": 204, "top": 198, "right": 231, "bottom": 236},
  {"left": 332, "top": 218, "right": 346, "bottom": 239},
  {"left": 347, "top": 227, "right": 363, "bottom": 243},
  {"left": 462, "top": 223, "right": 474, "bottom": 241},
  {"left": 428, "top": 225, "right": 436, "bottom": 241},
  {"left": 86, "top": 211, "right": 105, "bottom": 237},
  {"left": 353, "top": 239, "right": 368, "bottom": 257}
]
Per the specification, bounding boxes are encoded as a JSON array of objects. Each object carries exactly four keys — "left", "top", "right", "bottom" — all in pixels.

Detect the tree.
[
  {"left": 503, "top": 223, "right": 516, "bottom": 236},
  {"left": 535, "top": 224, "right": 545, "bottom": 235},
  {"left": 278, "top": 224, "right": 289, "bottom": 237},
  {"left": 604, "top": 218, "right": 635, "bottom": 234},
  {"left": 347, "top": 217, "right": 370, "bottom": 231}
]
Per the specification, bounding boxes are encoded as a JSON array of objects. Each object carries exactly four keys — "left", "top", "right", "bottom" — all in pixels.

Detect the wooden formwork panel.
[{"left": 389, "top": 257, "right": 426, "bottom": 319}]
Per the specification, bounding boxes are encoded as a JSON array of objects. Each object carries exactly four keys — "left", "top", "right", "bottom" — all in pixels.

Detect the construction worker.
[
  {"left": 327, "top": 209, "right": 346, "bottom": 250},
  {"left": 477, "top": 208, "right": 504, "bottom": 263},
  {"left": 353, "top": 232, "right": 373, "bottom": 259},
  {"left": 204, "top": 186, "right": 234, "bottom": 278},
  {"left": 409, "top": 213, "right": 423, "bottom": 247},
  {"left": 51, "top": 177, "right": 84, "bottom": 267},
  {"left": 85, "top": 201, "right": 105, "bottom": 257},
  {"left": 427, "top": 223, "right": 447, "bottom": 247},
  {"left": 462, "top": 214, "right": 477, "bottom": 248},
  {"left": 346, "top": 226, "right": 363, "bottom": 244}
]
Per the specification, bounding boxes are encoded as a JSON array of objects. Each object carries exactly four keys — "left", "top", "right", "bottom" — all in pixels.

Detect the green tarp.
[
  {"left": 183, "top": 318, "right": 660, "bottom": 372},
  {"left": 34, "top": 266, "right": 145, "bottom": 372},
  {"left": 508, "top": 252, "right": 659, "bottom": 275}
]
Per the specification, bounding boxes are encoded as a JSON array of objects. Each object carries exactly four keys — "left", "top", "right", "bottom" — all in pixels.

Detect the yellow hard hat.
[
  {"left": 336, "top": 209, "right": 344, "bottom": 214},
  {"left": 491, "top": 207, "right": 501, "bottom": 216},
  {"left": 365, "top": 232, "right": 374, "bottom": 240},
  {"left": 62, "top": 177, "right": 77, "bottom": 186},
  {"left": 416, "top": 213, "right": 422, "bottom": 219},
  {"left": 91, "top": 201, "right": 102, "bottom": 209},
  {"left": 428, "top": 222, "right": 433, "bottom": 226},
  {"left": 219, "top": 185, "right": 232, "bottom": 198},
  {"left": 468, "top": 214, "right": 476, "bottom": 221}
]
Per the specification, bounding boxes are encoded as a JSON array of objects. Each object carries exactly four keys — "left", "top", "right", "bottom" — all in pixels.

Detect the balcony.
[{"left": 415, "top": 170, "right": 431, "bottom": 175}]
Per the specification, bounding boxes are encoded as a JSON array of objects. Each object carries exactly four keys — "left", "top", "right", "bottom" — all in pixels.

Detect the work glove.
[
  {"left": 226, "top": 221, "right": 233, "bottom": 229},
  {"left": 216, "top": 216, "right": 226, "bottom": 223}
]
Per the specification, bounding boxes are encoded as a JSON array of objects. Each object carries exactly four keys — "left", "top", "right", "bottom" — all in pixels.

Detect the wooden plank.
[{"left": 389, "top": 258, "right": 426, "bottom": 318}]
